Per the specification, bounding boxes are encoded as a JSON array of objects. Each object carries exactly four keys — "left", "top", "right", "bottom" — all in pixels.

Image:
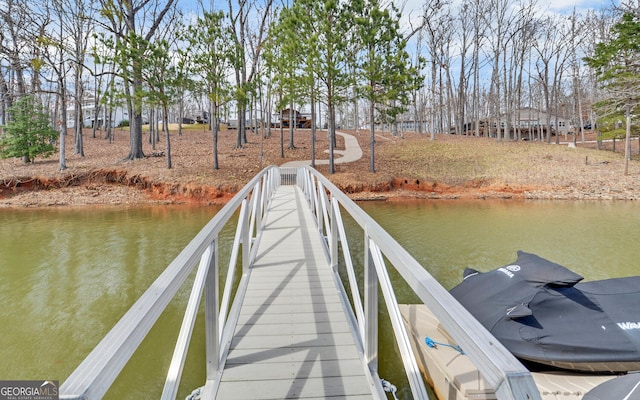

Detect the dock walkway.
[
  {"left": 215, "top": 185, "right": 376, "bottom": 399},
  {"left": 59, "top": 166, "right": 541, "bottom": 400}
]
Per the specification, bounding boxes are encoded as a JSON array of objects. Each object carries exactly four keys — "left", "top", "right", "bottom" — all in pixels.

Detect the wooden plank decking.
[{"left": 215, "top": 185, "right": 376, "bottom": 399}]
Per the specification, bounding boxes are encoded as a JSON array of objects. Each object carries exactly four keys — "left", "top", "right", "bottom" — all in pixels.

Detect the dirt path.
[{"left": 281, "top": 131, "right": 363, "bottom": 167}]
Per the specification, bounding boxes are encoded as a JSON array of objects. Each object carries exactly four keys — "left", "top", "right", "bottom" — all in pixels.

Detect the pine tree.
[
  {"left": 181, "top": 11, "right": 233, "bottom": 170},
  {"left": 585, "top": 12, "right": 640, "bottom": 175},
  {"left": 353, "top": 0, "right": 423, "bottom": 172},
  {"left": 0, "top": 96, "right": 58, "bottom": 163}
]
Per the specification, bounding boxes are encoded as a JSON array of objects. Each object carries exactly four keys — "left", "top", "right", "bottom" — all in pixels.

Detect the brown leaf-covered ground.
[{"left": 0, "top": 124, "right": 639, "bottom": 207}]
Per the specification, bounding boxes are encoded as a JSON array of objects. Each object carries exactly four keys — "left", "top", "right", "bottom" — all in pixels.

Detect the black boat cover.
[{"left": 450, "top": 251, "right": 640, "bottom": 372}]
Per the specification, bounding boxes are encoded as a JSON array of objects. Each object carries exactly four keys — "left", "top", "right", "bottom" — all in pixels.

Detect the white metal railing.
[
  {"left": 278, "top": 166, "right": 298, "bottom": 185},
  {"left": 296, "top": 166, "right": 542, "bottom": 400},
  {"left": 60, "top": 166, "right": 281, "bottom": 400},
  {"left": 60, "top": 164, "right": 541, "bottom": 400}
]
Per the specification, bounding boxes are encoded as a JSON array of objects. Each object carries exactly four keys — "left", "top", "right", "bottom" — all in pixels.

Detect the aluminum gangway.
[{"left": 60, "top": 166, "right": 541, "bottom": 400}]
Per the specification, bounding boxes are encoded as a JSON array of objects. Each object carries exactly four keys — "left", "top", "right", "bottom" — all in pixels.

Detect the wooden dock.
[{"left": 215, "top": 185, "right": 377, "bottom": 399}]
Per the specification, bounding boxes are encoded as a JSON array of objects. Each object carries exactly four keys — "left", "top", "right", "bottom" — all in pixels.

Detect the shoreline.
[
  {"left": 1, "top": 172, "right": 637, "bottom": 209},
  {"left": 1, "top": 129, "right": 639, "bottom": 208}
]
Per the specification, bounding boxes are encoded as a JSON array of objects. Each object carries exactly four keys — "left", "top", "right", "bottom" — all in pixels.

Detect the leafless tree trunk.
[
  {"left": 0, "top": 0, "right": 35, "bottom": 99},
  {"left": 484, "top": 0, "right": 515, "bottom": 141},
  {"left": 455, "top": 1, "right": 473, "bottom": 136},
  {"left": 469, "top": 0, "right": 487, "bottom": 137},
  {"left": 421, "top": 0, "right": 448, "bottom": 139},
  {"left": 228, "top": 0, "right": 274, "bottom": 148},
  {"left": 69, "top": 0, "right": 93, "bottom": 156},
  {"left": 569, "top": 12, "right": 587, "bottom": 144},
  {"left": 0, "top": 71, "right": 8, "bottom": 126},
  {"left": 532, "top": 15, "right": 566, "bottom": 143},
  {"left": 288, "top": 103, "right": 294, "bottom": 149}
]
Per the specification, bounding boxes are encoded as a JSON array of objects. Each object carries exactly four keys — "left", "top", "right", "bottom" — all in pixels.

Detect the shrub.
[{"left": 0, "top": 95, "right": 58, "bottom": 163}]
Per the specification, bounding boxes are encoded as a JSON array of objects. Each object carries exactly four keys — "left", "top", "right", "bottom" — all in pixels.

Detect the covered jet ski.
[{"left": 450, "top": 251, "right": 640, "bottom": 372}]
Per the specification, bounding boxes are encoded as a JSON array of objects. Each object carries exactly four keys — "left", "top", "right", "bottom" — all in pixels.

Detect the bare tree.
[
  {"left": 227, "top": 0, "right": 275, "bottom": 149},
  {"left": 469, "top": 0, "right": 489, "bottom": 137},
  {"left": 483, "top": 0, "right": 520, "bottom": 141},
  {"left": 532, "top": 16, "right": 559, "bottom": 143},
  {"left": 0, "top": 68, "right": 8, "bottom": 125},
  {"left": 421, "top": 0, "right": 450, "bottom": 139},
  {"left": 97, "top": 0, "right": 178, "bottom": 160},
  {"left": 67, "top": 0, "right": 94, "bottom": 156},
  {"left": 582, "top": 7, "right": 617, "bottom": 149},
  {"left": 503, "top": 0, "right": 537, "bottom": 141},
  {"left": 0, "top": 0, "right": 28, "bottom": 99},
  {"left": 452, "top": 1, "right": 473, "bottom": 135},
  {"left": 44, "top": 0, "right": 96, "bottom": 165}
]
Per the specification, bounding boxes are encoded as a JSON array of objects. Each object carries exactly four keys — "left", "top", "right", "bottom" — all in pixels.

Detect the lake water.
[
  {"left": 346, "top": 199, "right": 640, "bottom": 399},
  {"left": 1, "top": 199, "right": 639, "bottom": 399}
]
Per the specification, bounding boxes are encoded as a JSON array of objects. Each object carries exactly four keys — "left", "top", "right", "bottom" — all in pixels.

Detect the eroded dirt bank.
[
  {"left": 0, "top": 169, "right": 238, "bottom": 207},
  {"left": 1, "top": 129, "right": 639, "bottom": 207},
  {"left": 2, "top": 167, "right": 634, "bottom": 208}
]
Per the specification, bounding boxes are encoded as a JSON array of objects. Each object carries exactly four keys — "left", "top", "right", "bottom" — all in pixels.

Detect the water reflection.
[
  {"left": 358, "top": 199, "right": 640, "bottom": 290},
  {"left": 1, "top": 199, "right": 639, "bottom": 399},
  {"left": 0, "top": 206, "right": 223, "bottom": 398}
]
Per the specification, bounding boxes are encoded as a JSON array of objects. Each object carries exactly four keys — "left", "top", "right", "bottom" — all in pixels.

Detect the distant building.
[
  {"left": 66, "top": 93, "right": 129, "bottom": 128},
  {"left": 225, "top": 117, "right": 265, "bottom": 130},
  {"left": 272, "top": 109, "right": 312, "bottom": 129},
  {"left": 500, "top": 107, "right": 573, "bottom": 137},
  {"left": 183, "top": 110, "right": 209, "bottom": 124}
]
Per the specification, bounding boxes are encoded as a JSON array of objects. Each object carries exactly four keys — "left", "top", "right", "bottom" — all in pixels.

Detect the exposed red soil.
[{"left": 0, "top": 127, "right": 638, "bottom": 207}]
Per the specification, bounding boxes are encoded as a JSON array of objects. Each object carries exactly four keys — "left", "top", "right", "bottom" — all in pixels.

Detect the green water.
[
  {"left": 1, "top": 200, "right": 639, "bottom": 399},
  {"left": 346, "top": 199, "right": 640, "bottom": 399},
  {"left": 0, "top": 205, "right": 226, "bottom": 399},
  {"left": 356, "top": 199, "right": 640, "bottom": 291}
]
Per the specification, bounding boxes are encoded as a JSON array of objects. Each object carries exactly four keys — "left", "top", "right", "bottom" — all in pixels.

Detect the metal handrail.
[
  {"left": 60, "top": 166, "right": 281, "bottom": 400},
  {"left": 60, "top": 164, "right": 541, "bottom": 400},
  {"left": 296, "top": 166, "right": 542, "bottom": 400}
]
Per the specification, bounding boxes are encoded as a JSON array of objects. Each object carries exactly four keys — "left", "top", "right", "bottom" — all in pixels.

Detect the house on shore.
[
  {"left": 65, "top": 93, "right": 130, "bottom": 128},
  {"left": 272, "top": 108, "right": 312, "bottom": 129},
  {"left": 499, "top": 107, "right": 573, "bottom": 138}
]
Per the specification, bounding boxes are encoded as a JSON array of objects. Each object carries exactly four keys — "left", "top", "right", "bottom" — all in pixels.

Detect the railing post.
[
  {"left": 161, "top": 241, "right": 217, "bottom": 400},
  {"left": 305, "top": 169, "right": 313, "bottom": 206},
  {"left": 316, "top": 181, "right": 324, "bottom": 235},
  {"left": 267, "top": 170, "right": 273, "bottom": 198},
  {"left": 270, "top": 167, "right": 278, "bottom": 193},
  {"left": 368, "top": 240, "right": 430, "bottom": 400},
  {"left": 205, "top": 239, "right": 220, "bottom": 380},
  {"left": 219, "top": 199, "right": 249, "bottom": 339},
  {"left": 364, "top": 232, "right": 379, "bottom": 373},
  {"left": 241, "top": 198, "right": 251, "bottom": 272},
  {"left": 249, "top": 180, "right": 261, "bottom": 241},
  {"left": 321, "top": 190, "right": 332, "bottom": 242},
  {"left": 308, "top": 172, "right": 316, "bottom": 216},
  {"left": 330, "top": 195, "right": 339, "bottom": 268},
  {"left": 276, "top": 166, "right": 282, "bottom": 188},
  {"left": 332, "top": 200, "right": 365, "bottom": 340},
  {"left": 257, "top": 175, "right": 267, "bottom": 230},
  {"left": 296, "top": 168, "right": 303, "bottom": 191}
]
